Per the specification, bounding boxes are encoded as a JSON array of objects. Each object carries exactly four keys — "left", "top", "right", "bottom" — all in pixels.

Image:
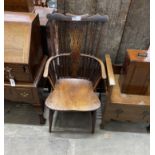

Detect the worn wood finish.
[
  {"left": 112, "top": 75, "right": 149, "bottom": 105},
  {"left": 45, "top": 78, "right": 100, "bottom": 111},
  {"left": 4, "top": 0, "right": 34, "bottom": 12},
  {"left": 101, "top": 74, "right": 150, "bottom": 127},
  {"left": 105, "top": 54, "right": 115, "bottom": 86},
  {"left": 4, "top": 56, "right": 47, "bottom": 124},
  {"left": 104, "top": 104, "right": 150, "bottom": 123},
  {"left": 45, "top": 13, "right": 108, "bottom": 133},
  {"left": 119, "top": 49, "right": 150, "bottom": 95},
  {"left": 116, "top": 0, "right": 150, "bottom": 64},
  {"left": 4, "top": 11, "right": 43, "bottom": 83}
]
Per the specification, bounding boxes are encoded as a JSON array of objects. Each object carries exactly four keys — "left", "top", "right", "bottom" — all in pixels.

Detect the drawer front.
[
  {"left": 104, "top": 104, "right": 150, "bottom": 123},
  {"left": 4, "top": 64, "right": 34, "bottom": 83},
  {"left": 4, "top": 87, "right": 35, "bottom": 104}
]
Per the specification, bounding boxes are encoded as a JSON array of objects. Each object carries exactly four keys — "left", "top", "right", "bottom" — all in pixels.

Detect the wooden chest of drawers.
[
  {"left": 4, "top": 11, "right": 43, "bottom": 83},
  {"left": 101, "top": 75, "right": 150, "bottom": 128},
  {"left": 5, "top": 87, "right": 35, "bottom": 104},
  {"left": 119, "top": 49, "right": 150, "bottom": 95},
  {"left": 4, "top": 56, "right": 48, "bottom": 124},
  {"left": 4, "top": 0, "right": 34, "bottom": 12}
]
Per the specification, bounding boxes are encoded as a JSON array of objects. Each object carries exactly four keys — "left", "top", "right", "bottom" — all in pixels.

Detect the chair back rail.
[
  {"left": 47, "top": 13, "right": 108, "bottom": 57},
  {"left": 46, "top": 13, "right": 108, "bottom": 89},
  {"left": 44, "top": 53, "right": 106, "bottom": 90}
]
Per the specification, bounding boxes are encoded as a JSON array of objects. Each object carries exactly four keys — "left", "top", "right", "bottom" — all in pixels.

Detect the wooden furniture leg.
[
  {"left": 49, "top": 110, "right": 54, "bottom": 133},
  {"left": 91, "top": 111, "right": 96, "bottom": 134},
  {"left": 39, "top": 114, "right": 46, "bottom": 124},
  {"left": 146, "top": 124, "right": 150, "bottom": 133},
  {"left": 34, "top": 105, "right": 46, "bottom": 124}
]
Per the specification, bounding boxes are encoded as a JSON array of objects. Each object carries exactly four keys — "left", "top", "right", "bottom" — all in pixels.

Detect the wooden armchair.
[
  {"left": 100, "top": 54, "right": 116, "bottom": 128},
  {"left": 101, "top": 54, "right": 150, "bottom": 128},
  {"left": 44, "top": 13, "right": 109, "bottom": 133}
]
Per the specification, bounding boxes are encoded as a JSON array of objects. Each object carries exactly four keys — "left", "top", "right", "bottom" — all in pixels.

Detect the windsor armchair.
[{"left": 44, "top": 13, "right": 109, "bottom": 133}]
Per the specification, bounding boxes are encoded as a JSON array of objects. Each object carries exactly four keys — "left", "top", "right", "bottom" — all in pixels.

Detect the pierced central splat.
[
  {"left": 69, "top": 25, "right": 83, "bottom": 76},
  {"left": 70, "top": 27, "right": 82, "bottom": 54},
  {"left": 46, "top": 13, "right": 108, "bottom": 79}
]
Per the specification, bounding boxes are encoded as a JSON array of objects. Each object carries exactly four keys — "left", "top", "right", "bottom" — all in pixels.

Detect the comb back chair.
[{"left": 44, "top": 13, "right": 109, "bottom": 133}]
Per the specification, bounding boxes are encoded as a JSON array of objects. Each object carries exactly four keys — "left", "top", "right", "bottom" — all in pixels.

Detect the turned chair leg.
[
  {"left": 49, "top": 110, "right": 54, "bottom": 133},
  {"left": 91, "top": 111, "right": 96, "bottom": 134}
]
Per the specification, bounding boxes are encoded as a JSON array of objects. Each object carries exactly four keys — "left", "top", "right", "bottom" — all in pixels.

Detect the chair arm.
[
  {"left": 43, "top": 56, "right": 56, "bottom": 78},
  {"left": 43, "top": 53, "right": 70, "bottom": 78},
  {"left": 105, "top": 54, "right": 116, "bottom": 86},
  {"left": 80, "top": 53, "right": 106, "bottom": 79},
  {"left": 43, "top": 53, "right": 106, "bottom": 80},
  {"left": 96, "top": 58, "right": 107, "bottom": 79}
]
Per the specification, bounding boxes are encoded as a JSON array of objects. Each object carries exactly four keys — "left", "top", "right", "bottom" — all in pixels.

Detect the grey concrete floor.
[{"left": 5, "top": 101, "right": 150, "bottom": 155}]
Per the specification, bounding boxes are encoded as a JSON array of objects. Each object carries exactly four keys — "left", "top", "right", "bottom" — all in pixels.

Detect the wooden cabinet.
[
  {"left": 119, "top": 49, "right": 150, "bottom": 95},
  {"left": 4, "top": 56, "right": 48, "bottom": 124},
  {"left": 4, "top": 0, "right": 34, "bottom": 12},
  {"left": 4, "top": 11, "right": 43, "bottom": 83},
  {"left": 4, "top": 11, "right": 47, "bottom": 124}
]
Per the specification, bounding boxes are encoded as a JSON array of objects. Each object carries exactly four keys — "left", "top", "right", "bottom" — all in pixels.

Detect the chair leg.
[
  {"left": 49, "top": 110, "right": 54, "bottom": 133},
  {"left": 146, "top": 124, "right": 150, "bottom": 133},
  {"left": 91, "top": 111, "right": 96, "bottom": 134}
]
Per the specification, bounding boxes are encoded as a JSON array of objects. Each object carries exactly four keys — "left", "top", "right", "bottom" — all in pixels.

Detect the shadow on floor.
[
  {"left": 5, "top": 101, "right": 40, "bottom": 125},
  {"left": 5, "top": 101, "right": 149, "bottom": 133}
]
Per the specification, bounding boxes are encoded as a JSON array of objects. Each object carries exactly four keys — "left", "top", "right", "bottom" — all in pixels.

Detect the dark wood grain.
[
  {"left": 46, "top": 13, "right": 108, "bottom": 60},
  {"left": 4, "top": 0, "right": 34, "bottom": 12},
  {"left": 119, "top": 49, "right": 150, "bottom": 95}
]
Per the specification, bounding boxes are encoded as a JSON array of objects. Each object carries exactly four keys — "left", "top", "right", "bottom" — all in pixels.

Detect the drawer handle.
[
  {"left": 20, "top": 92, "right": 29, "bottom": 97},
  {"left": 116, "top": 109, "right": 123, "bottom": 118},
  {"left": 5, "top": 66, "right": 14, "bottom": 79}
]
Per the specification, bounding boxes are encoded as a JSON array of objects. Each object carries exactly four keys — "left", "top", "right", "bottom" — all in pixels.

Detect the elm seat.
[{"left": 45, "top": 78, "right": 101, "bottom": 111}]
